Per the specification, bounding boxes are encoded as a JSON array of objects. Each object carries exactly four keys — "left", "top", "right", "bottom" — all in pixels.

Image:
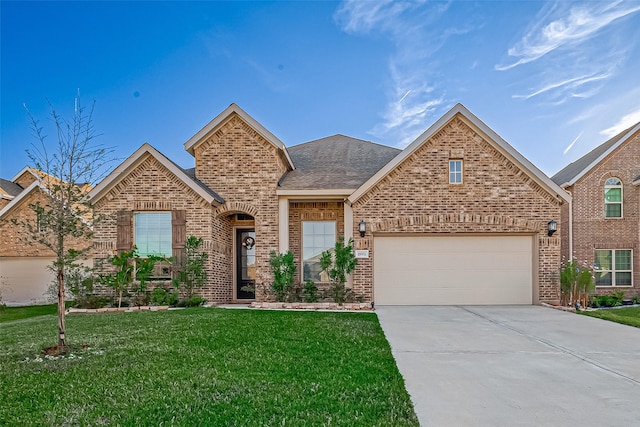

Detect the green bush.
[
  {"left": 177, "top": 296, "right": 206, "bottom": 307},
  {"left": 303, "top": 280, "right": 318, "bottom": 303},
  {"left": 560, "top": 257, "right": 594, "bottom": 307},
  {"left": 590, "top": 291, "right": 624, "bottom": 308},
  {"left": 150, "top": 287, "right": 179, "bottom": 306},
  {"left": 74, "top": 295, "right": 110, "bottom": 309},
  {"left": 320, "top": 238, "right": 358, "bottom": 304},
  {"left": 269, "top": 250, "right": 296, "bottom": 302}
]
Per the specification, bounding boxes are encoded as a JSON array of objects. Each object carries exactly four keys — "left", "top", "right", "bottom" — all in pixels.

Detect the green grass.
[
  {"left": 0, "top": 308, "right": 418, "bottom": 426},
  {"left": 0, "top": 304, "right": 59, "bottom": 323},
  {"left": 579, "top": 306, "right": 640, "bottom": 328}
]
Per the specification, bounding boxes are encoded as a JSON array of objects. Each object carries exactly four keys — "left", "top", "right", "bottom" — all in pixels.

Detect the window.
[
  {"left": 595, "top": 249, "right": 633, "bottom": 287},
  {"left": 302, "top": 221, "right": 336, "bottom": 281},
  {"left": 134, "top": 212, "right": 172, "bottom": 257},
  {"left": 604, "top": 178, "right": 622, "bottom": 218},
  {"left": 449, "top": 160, "right": 463, "bottom": 184}
]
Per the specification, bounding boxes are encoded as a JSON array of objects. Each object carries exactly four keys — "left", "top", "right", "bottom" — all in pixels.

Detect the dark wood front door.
[{"left": 236, "top": 229, "right": 256, "bottom": 300}]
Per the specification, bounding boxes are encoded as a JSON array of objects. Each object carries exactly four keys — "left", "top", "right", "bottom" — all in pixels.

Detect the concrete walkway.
[{"left": 377, "top": 306, "right": 640, "bottom": 427}]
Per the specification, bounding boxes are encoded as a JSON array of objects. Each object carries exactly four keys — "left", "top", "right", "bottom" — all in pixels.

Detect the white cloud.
[
  {"left": 496, "top": 2, "right": 640, "bottom": 71},
  {"left": 335, "top": 0, "right": 471, "bottom": 146},
  {"left": 513, "top": 71, "right": 611, "bottom": 100},
  {"left": 600, "top": 109, "right": 640, "bottom": 137}
]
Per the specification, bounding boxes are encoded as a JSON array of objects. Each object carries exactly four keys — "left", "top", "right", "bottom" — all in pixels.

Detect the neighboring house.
[
  {"left": 552, "top": 123, "right": 640, "bottom": 297},
  {"left": 88, "top": 103, "right": 569, "bottom": 306},
  {"left": 0, "top": 168, "right": 58, "bottom": 305}
]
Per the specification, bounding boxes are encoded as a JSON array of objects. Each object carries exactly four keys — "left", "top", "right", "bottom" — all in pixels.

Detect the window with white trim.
[
  {"left": 595, "top": 249, "right": 632, "bottom": 287},
  {"left": 604, "top": 178, "right": 622, "bottom": 218},
  {"left": 449, "top": 160, "right": 463, "bottom": 184},
  {"left": 302, "top": 221, "right": 336, "bottom": 282},
  {"left": 134, "top": 212, "right": 172, "bottom": 257}
]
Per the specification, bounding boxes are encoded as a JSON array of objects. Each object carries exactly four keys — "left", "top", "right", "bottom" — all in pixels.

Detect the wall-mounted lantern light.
[
  {"left": 359, "top": 220, "right": 366, "bottom": 237},
  {"left": 547, "top": 220, "right": 557, "bottom": 237}
]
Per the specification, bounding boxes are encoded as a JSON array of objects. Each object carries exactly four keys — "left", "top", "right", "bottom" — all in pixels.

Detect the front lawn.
[
  {"left": 579, "top": 306, "right": 640, "bottom": 328},
  {"left": 0, "top": 308, "right": 418, "bottom": 426},
  {"left": 0, "top": 303, "right": 58, "bottom": 323}
]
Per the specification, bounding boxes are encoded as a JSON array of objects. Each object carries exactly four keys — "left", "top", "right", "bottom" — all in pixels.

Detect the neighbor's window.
[
  {"left": 134, "top": 212, "right": 172, "bottom": 257},
  {"left": 302, "top": 221, "right": 336, "bottom": 282},
  {"left": 604, "top": 178, "right": 622, "bottom": 218},
  {"left": 449, "top": 160, "right": 463, "bottom": 184},
  {"left": 595, "top": 249, "right": 632, "bottom": 287}
]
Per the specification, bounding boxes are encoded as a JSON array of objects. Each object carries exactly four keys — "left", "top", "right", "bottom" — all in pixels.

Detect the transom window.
[
  {"left": 302, "top": 221, "right": 336, "bottom": 282},
  {"left": 449, "top": 160, "right": 463, "bottom": 184},
  {"left": 134, "top": 212, "right": 172, "bottom": 257},
  {"left": 604, "top": 178, "right": 622, "bottom": 218},
  {"left": 595, "top": 249, "right": 632, "bottom": 287}
]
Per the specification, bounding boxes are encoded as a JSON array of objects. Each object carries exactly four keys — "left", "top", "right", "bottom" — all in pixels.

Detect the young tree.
[{"left": 22, "top": 93, "right": 112, "bottom": 350}]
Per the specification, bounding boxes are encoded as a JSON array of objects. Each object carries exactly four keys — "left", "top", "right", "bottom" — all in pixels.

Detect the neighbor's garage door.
[{"left": 374, "top": 235, "right": 533, "bottom": 305}]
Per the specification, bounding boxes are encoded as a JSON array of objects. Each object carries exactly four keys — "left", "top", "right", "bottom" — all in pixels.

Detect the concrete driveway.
[{"left": 377, "top": 305, "right": 640, "bottom": 426}]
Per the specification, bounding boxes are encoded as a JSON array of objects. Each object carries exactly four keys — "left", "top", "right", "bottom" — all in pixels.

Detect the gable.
[
  {"left": 349, "top": 104, "right": 569, "bottom": 206},
  {"left": 0, "top": 182, "right": 44, "bottom": 220},
  {"left": 192, "top": 112, "right": 292, "bottom": 200},
  {"left": 12, "top": 167, "right": 40, "bottom": 189},
  {"left": 184, "top": 103, "right": 294, "bottom": 170},
  {"left": 552, "top": 123, "right": 640, "bottom": 187},
  {"left": 88, "top": 143, "right": 223, "bottom": 208}
]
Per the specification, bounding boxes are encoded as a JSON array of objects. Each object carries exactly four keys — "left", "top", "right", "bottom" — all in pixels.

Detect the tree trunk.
[{"left": 57, "top": 266, "right": 66, "bottom": 348}]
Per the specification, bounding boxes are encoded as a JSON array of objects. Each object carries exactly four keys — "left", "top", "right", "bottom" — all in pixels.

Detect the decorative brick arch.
[{"left": 214, "top": 201, "right": 259, "bottom": 218}]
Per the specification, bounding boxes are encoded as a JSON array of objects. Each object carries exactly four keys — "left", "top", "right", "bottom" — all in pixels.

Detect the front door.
[{"left": 236, "top": 229, "right": 256, "bottom": 300}]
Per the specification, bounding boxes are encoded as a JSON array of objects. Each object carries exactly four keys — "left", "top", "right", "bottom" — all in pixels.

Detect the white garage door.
[{"left": 374, "top": 235, "right": 533, "bottom": 305}]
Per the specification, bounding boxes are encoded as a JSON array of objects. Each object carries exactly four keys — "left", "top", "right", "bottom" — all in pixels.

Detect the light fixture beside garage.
[
  {"left": 547, "top": 220, "right": 557, "bottom": 237},
  {"left": 359, "top": 220, "right": 366, "bottom": 237}
]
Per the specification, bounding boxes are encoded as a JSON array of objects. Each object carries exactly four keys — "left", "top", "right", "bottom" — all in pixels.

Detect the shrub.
[
  {"left": 150, "top": 287, "right": 179, "bottom": 306},
  {"left": 269, "top": 251, "right": 296, "bottom": 302},
  {"left": 177, "top": 296, "right": 206, "bottom": 307},
  {"left": 74, "top": 295, "right": 110, "bottom": 309},
  {"left": 303, "top": 280, "right": 318, "bottom": 303},
  {"left": 175, "top": 236, "right": 208, "bottom": 298},
  {"left": 320, "top": 238, "right": 358, "bottom": 304},
  {"left": 560, "top": 257, "right": 594, "bottom": 307}
]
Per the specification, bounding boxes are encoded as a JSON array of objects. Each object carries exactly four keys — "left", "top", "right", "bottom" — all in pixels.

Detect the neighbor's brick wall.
[
  {"left": 351, "top": 115, "right": 563, "bottom": 304},
  {"left": 288, "top": 201, "right": 345, "bottom": 284},
  {"left": 193, "top": 113, "right": 290, "bottom": 298},
  {"left": 567, "top": 129, "right": 640, "bottom": 297},
  {"left": 0, "top": 188, "right": 91, "bottom": 258},
  {"left": 92, "top": 154, "right": 230, "bottom": 302}
]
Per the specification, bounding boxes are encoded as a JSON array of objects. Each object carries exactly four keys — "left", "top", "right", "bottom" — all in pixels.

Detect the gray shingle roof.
[
  {"left": 0, "top": 178, "right": 24, "bottom": 198},
  {"left": 182, "top": 167, "right": 225, "bottom": 204},
  {"left": 279, "top": 135, "right": 401, "bottom": 190},
  {"left": 552, "top": 123, "right": 639, "bottom": 186}
]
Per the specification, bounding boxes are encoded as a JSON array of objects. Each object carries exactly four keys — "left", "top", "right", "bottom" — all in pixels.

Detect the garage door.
[{"left": 374, "top": 235, "right": 533, "bottom": 305}]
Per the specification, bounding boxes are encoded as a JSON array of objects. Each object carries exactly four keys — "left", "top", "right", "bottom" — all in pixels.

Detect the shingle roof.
[
  {"left": 182, "top": 167, "right": 225, "bottom": 203},
  {"left": 551, "top": 123, "right": 640, "bottom": 186},
  {"left": 278, "top": 135, "right": 401, "bottom": 190},
  {"left": 0, "top": 178, "right": 24, "bottom": 198}
]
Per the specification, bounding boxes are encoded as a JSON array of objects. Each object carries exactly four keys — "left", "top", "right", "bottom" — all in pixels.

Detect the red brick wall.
[
  {"left": 565, "top": 130, "right": 640, "bottom": 297},
  {"left": 351, "top": 115, "right": 563, "bottom": 304}
]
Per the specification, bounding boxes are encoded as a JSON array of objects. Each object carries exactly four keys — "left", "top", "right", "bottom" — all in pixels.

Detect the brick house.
[
  {"left": 88, "top": 103, "right": 568, "bottom": 305},
  {"left": 1, "top": 168, "right": 60, "bottom": 305},
  {"left": 552, "top": 123, "right": 640, "bottom": 297}
]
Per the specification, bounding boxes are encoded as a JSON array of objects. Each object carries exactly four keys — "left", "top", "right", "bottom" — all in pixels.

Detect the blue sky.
[{"left": 2, "top": 1, "right": 639, "bottom": 181}]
